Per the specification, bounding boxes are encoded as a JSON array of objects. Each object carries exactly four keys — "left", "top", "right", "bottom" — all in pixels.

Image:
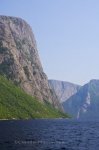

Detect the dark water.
[{"left": 0, "top": 119, "right": 99, "bottom": 150}]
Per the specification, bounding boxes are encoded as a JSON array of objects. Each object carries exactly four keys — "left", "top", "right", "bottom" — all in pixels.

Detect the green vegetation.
[
  {"left": 0, "top": 55, "right": 14, "bottom": 79},
  {"left": 0, "top": 41, "right": 8, "bottom": 54},
  {"left": 15, "top": 40, "right": 22, "bottom": 50},
  {"left": 0, "top": 47, "right": 8, "bottom": 54},
  {"left": 0, "top": 75, "right": 69, "bottom": 119},
  {"left": 23, "top": 66, "right": 30, "bottom": 80}
]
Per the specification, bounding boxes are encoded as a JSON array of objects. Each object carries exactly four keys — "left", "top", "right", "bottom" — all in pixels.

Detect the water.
[{"left": 0, "top": 119, "right": 99, "bottom": 150}]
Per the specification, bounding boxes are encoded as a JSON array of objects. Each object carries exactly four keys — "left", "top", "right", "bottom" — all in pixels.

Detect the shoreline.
[{"left": 0, "top": 118, "right": 70, "bottom": 121}]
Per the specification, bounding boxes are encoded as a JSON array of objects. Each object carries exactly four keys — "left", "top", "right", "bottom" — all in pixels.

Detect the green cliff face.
[
  {"left": 0, "top": 75, "right": 68, "bottom": 119},
  {"left": 0, "top": 15, "right": 62, "bottom": 111}
]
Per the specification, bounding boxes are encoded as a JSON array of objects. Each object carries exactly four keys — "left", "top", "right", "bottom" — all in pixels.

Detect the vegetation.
[
  {"left": 0, "top": 41, "right": 9, "bottom": 54},
  {"left": 0, "top": 75, "right": 69, "bottom": 119},
  {"left": 23, "top": 66, "right": 30, "bottom": 80},
  {"left": 0, "top": 55, "right": 14, "bottom": 79},
  {"left": 15, "top": 40, "right": 22, "bottom": 50},
  {"left": 0, "top": 47, "right": 8, "bottom": 54}
]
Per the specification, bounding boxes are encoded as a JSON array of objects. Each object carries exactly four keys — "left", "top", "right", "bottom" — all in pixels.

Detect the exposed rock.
[
  {"left": 63, "top": 79, "right": 99, "bottom": 120},
  {"left": 49, "top": 80, "right": 81, "bottom": 103},
  {"left": 0, "top": 16, "right": 62, "bottom": 110}
]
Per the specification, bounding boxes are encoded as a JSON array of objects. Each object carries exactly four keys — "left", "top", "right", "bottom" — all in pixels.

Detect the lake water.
[{"left": 0, "top": 119, "right": 99, "bottom": 150}]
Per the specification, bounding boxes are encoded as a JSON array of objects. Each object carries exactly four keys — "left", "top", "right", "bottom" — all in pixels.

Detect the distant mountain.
[
  {"left": 63, "top": 79, "right": 99, "bottom": 120},
  {"left": 49, "top": 80, "right": 81, "bottom": 103}
]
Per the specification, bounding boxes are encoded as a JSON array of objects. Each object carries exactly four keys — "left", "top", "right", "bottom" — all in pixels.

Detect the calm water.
[{"left": 0, "top": 119, "right": 99, "bottom": 150}]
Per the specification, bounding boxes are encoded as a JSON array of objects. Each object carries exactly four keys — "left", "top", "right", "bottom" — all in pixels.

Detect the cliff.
[
  {"left": 49, "top": 80, "right": 81, "bottom": 103},
  {"left": 63, "top": 79, "right": 99, "bottom": 120},
  {"left": 0, "top": 75, "right": 68, "bottom": 119},
  {"left": 0, "top": 16, "right": 62, "bottom": 110}
]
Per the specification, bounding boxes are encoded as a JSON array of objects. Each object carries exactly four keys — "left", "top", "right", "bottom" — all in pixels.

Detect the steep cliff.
[
  {"left": 0, "top": 16, "right": 62, "bottom": 110},
  {"left": 63, "top": 79, "right": 99, "bottom": 120},
  {"left": 0, "top": 75, "right": 68, "bottom": 119},
  {"left": 49, "top": 80, "right": 81, "bottom": 103}
]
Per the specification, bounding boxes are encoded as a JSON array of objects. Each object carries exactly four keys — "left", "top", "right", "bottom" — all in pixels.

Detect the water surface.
[{"left": 0, "top": 119, "right": 99, "bottom": 150}]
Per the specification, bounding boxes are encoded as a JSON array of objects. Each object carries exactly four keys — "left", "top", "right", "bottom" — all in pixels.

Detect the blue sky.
[{"left": 0, "top": 0, "right": 99, "bottom": 85}]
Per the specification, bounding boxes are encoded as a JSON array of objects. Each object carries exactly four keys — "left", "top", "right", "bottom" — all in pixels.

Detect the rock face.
[
  {"left": 63, "top": 79, "right": 99, "bottom": 120},
  {"left": 49, "top": 80, "right": 81, "bottom": 103},
  {"left": 0, "top": 16, "right": 62, "bottom": 110}
]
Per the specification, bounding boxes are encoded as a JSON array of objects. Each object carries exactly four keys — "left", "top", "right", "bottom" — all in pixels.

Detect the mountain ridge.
[
  {"left": 63, "top": 79, "right": 99, "bottom": 120},
  {"left": 49, "top": 79, "right": 81, "bottom": 103}
]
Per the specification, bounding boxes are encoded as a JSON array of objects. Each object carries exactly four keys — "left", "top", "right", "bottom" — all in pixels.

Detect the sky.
[{"left": 0, "top": 0, "right": 99, "bottom": 85}]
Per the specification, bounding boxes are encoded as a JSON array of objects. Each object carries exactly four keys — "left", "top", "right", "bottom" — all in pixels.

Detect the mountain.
[
  {"left": 63, "top": 79, "right": 99, "bottom": 120},
  {"left": 0, "top": 16, "right": 62, "bottom": 111},
  {"left": 0, "top": 75, "right": 68, "bottom": 119},
  {"left": 49, "top": 80, "right": 81, "bottom": 103}
]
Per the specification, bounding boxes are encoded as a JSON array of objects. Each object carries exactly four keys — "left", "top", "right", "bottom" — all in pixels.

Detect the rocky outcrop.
[
  {"left": 63, "top": 79, "right": 99, "bottom": 120},
  {"left": 49, "top": 80, "right": 81, "bottom": 103},
  {"left": 0, "top": 16, "right": 62, "bottom": 110}
]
